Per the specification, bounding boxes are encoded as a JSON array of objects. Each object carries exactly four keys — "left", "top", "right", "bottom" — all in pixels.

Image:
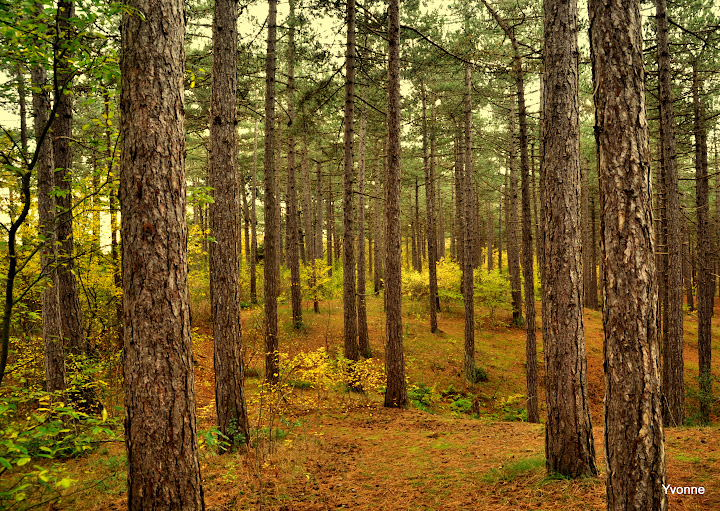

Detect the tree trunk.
[
  {"left": 487, "top": 203, "right": 494, "bottom": 271},
  {"left": 286, "top": 0, "right": 302, "bottom": 329},
  {"left": 582, "top": 158, "right": 593, "bottom": 308},
  {"left": 264, "top": 0, "right": 280, "bottom": 383},
  {"left": 422, "top": 84, "right": 438, "bottom": 333},
  {"left": 250, "top": 118, "right": 259, "bottom": 304},
  {"left": 106, "top": 94, "right": 122, "bottom": 341},
  {"left": 341, "top": 0, "right": 358, "bottom": 360},
  {"left": 384, "top": 0, "right": 407, "bottom": 408},
  {"left": 120, "top": 0, "right": 205, "bottom": 505},
  {"left": 374, "top": 145, "right": 383, "bottom": 295},
  {"left": 357, "top": 107, "right": 371, "bottom": 358},
  {"left": 498, "top": 179, "right": 503, "bottom": 272},
  {"left": 590, "top": 197, "right": 598, "bottom": 310},
  {"left": 542, "top": 0, "right": 596, "bottom": 477},
  {"left": 454, "top": 131, "right": 464, "bottom": 267},
  {"left": 507, "top": 103, "right": 522, "bottom": 325},
  {"left": 656, "top": 0, "right": 684, "bottom": 427},
  {"left": 301, "top": 142, "right": 312, "bottom": 268},
  {"left": 54, "top": 0, "right": 86, "bottom": 354},
  {"left": 693, "top": 61, "right": 713, "bottom": 422},
  {"left": 32, "top": 62, "right": 66, "bottom": 394},
  {"left": 684, "top": 219, "right": 694, "bottom": 311},
  {"left": 589, "top": 0, "right": 667, "bottom": 507},
  {"left": 436, "top": 137, "right": 445, "bottom": 261},
  {"left": 209, "top": 0, "right": 249, "bottom": 449},
  {"left": 532, "top": 143, "right": 542, "bottom": 279},
  {"left": 463, "top": 64, "right": 475, "bottom": 382},
  {"left": 326, "top": 173, "right": 333, "bottom": 277}
]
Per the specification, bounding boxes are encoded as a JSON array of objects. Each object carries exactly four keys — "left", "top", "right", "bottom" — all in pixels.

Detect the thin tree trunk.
[
  {"left": 693, "top": 60, "right": 713, "bottom": 422},
  {"left": 374, "top": 143, "right": 383, "bottom": 295},
  {"left": 507, "top": 102, "right": 522, "bottom": 325},
  {"left": 264, "top": 0, "right": 280, "bottom": 383},
  {"left": 454, "top": 131, "right": 464, "bottom": 267},
  {"left": 684, "top": 220, "right": 694, "bottom": 311},
  {"left": 342, "top": 0, "right": 358, "bottom": 360},
  {"left": 250, "top": 118, "right": 259, "bottom": 304},
  {"left": 590, "top": 197, "right": 598, "bottom": 310},
  {"left": 498, "top": 178, "right": 503, "bottom": 272},
  {"left": 384, "top": 0, "right": 407, "bottom": 408},
  {"left": 105, "top": 94, "right": 122, "bottom": 340},
  {"left": 326, "top": 173, "right": 333, "bottom": 276},
  {"left": 54, "top": 0, "right": 86, "bottom": 354},
  {"left": 286, "top": 0, "right": 302, "bottom": 329},
  {"left": 32, "top": 61, "right": 66, "bottom": 394},
  {"left": 463, "top": 63, "right": 475, "bottom": 381},
  {"left": 357, "top": 107, "right": 370, "bottom": 358},
  {"left": 656, "top": 0, "right": 684, "bottom": 427},
  {"left": 589, "top": 0, "right": 667, "bottom": 506},
  {"left": 422, "top": 83, "right": 438, "bottom": 333},
  {"left": 582, "top": 158, "right": 592, "bottom": 308},
  {"left": 543, "top": 0, "right": 596, "bottom": 476},
  {"left": 120, "top": 0, "right": 205, "bottom": 505},
  {"left": 301, "top": 141, "right": 312, "bottom": 267},
  {"left": 487, "top": 203, "right": 494, "bottom": 271},
  {"left": 209, "top": 0, "right": 249, "bottom": 449}
]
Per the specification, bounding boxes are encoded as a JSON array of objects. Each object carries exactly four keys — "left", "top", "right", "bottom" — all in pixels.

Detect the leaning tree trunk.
[
  {"left": 384, "top": 0, "right": 407, "bottom": 408},
  {"left": 656, "top": 0, "right": 684, "bottom": 427},
  {"left": 589, "top": 0, "right": 667, "bottom": 507},
  {"left": 209, "top": 0, "right": 249, "bottom": 449},
  {"left": 693, "top": 60, "right": 713, "bottom": 423},
  {"left": 543, "top": 0, "right": 596, "bottom": 477},
  {"left": 54, "top": 0, "right": 86, "bottom": 354},
  {"left": 120, "top": 0, "right": 205, "bottom": 506},
  {"left": 263, "top": 0, "right": 280, "bottom": 383},
  {"left": 32, "top": 62, "right": 66, "bottom": 394}
]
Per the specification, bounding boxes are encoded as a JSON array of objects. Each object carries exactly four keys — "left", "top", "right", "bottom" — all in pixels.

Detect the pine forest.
[{"left": 0, "top": 0, "right": 719, "bottom": 509}]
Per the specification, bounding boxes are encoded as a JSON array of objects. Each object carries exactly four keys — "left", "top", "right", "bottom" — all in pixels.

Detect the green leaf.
[
  {"left": 0, "top": 457, "right": 12, "bottom": 470},
  {"left": 55, "top": 477, "right": 75, "bottom": 489},
  {"left": 15, "top": 456, "right": 30, "bottom": 466}
]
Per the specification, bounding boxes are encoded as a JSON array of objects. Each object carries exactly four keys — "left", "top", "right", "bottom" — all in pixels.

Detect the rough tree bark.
[
  {"left": 54, "top": 0, "right": 86, "bottom": 354},
  {"left": 120, "top": 0, "right": 205, "bottom": 506},
  {"left": 507, "top": 103, "right": 522, "bottom": 325},
  {"left": 209, "top": 0, "right": 249, "bottom": 448},
  {"left": 589, "top": 0, "right": 667, "bottom": 506},
  {"left": 357, "top": 107, "right": 370, "bottom": 358},
  {"left": 250, "top": 119, "right": 259, "bottom": 304},
  {"left": 342, "top": 0, "right": 358, "bottom": 359},
  {"left": 693, "top": 60, "right": 713, "bottom": 422},
  {"left": 32, "top": 62, "right": 66, "bottom": 394},
  {"left": 286, "top": 0, "right": 302, "bottom": 329},
  {"left": 384, "top": 0, "right": 407, "bottom": 408},
  {"left": 264, "top": 0, "right": 280, "bottom": 383},
  {"left": 422, "top": 84, "right": 439, "bottom": 331},
  {"left": 543, "top": 0, "right": 596, "bottom": 477},
  {"left": 463, "top": 65, "right": 475, "bottom": 382},
  {"left": 656, "top": 0, "right": 684, "bottom": 427}
]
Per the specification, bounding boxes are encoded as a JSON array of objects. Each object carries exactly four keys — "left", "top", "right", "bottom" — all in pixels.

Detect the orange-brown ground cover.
[{"left": 50, "top": 294, "right": 720, "bottom": 510}]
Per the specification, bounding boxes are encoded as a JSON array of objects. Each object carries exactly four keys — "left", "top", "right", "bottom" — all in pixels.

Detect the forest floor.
[{"left": 37, "top": 294, "right": 720, "bottom": 510}]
